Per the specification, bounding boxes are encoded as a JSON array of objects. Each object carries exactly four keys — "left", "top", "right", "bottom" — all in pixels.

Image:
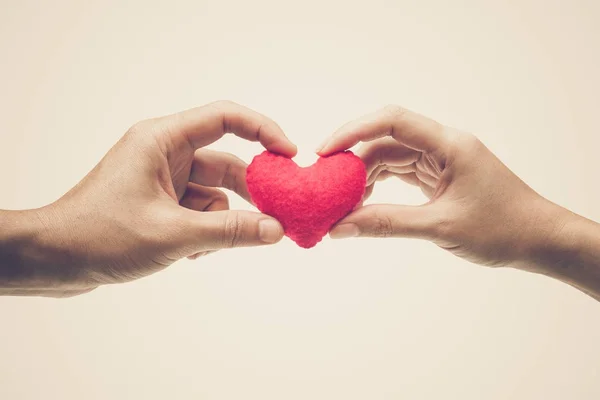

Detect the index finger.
[
  {"left": 317, "top": 105, "right": 448, "bottom": 156},
  {"left": 157, "top": 100, "right": 297, "bottom": 157}
]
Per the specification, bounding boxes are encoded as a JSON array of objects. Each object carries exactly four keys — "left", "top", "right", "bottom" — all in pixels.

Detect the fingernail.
[
  {"left": 286, "top": 143, "right": 298, "bottom": 157},
  {"left": 329, "top": 223, "right": 360, "bottom": 239},
  {"left": 259, "top": 219, "right": 283, "bottom": 243}
]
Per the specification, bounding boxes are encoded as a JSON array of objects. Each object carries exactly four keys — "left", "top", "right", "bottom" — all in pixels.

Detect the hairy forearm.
[{"left": 519, "top": 203, "right": 600, "bottom": 302}]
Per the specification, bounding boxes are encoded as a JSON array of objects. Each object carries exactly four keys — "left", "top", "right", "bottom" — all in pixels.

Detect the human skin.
[
  {"left": 320, "top": 106, "right": 600, "bottom": 302},
  {"left": 2, "top": 103, "right": 600, "bottom": 301},
  {"left": 0, "top": 101, "right": 296, "bottom": 297}
]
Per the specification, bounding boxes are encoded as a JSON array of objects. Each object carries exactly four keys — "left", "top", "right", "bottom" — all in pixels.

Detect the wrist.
[
  {"left": 0, "top": 206, "right": 86, "bottom": 290},
  {"left": 515, "top": 199, "right": 572, "bottom": 273},
  {"left": 516, "top": 199, "right": 600, "bottom": 295}
]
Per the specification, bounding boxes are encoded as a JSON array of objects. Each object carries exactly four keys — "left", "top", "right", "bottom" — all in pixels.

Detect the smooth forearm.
[
  {"left": 518, "top": 202, "right": 600, "bottom": 301},
  {"left": 0, "top": 209, "right": 43, "bottom": 288},
  {"left": 0, "top": 208, "right": 81, "bottom": 293}
]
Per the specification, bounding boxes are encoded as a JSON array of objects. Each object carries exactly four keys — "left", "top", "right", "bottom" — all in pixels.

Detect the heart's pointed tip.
[
  {"left": 291, "top": 236, "right": 323, "bottom": 249},
  {"left": 296, "top": 242, "right": 318, "bottom": 249}
]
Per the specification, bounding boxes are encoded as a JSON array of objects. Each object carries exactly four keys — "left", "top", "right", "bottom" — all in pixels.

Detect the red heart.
[{"left": 246, "top": 150, "right": 367, "bottom": 248}]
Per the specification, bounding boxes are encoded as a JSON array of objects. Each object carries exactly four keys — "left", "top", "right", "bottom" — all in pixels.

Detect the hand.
[
  {"left": 5, "top": 101, "right": 296, "bottom": 296},
  {"left": 319, "top": 105, "right": 566, "bottom": 268}
]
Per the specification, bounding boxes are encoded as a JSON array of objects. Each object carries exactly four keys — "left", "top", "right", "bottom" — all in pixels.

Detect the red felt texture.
[{"left": 246, "top": 150, "right": 367, "bottom": 248}]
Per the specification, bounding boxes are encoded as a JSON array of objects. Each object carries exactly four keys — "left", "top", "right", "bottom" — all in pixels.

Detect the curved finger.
[
  {"left": 415, "top": 169, "right": 438, "bottom": 188},
  {"left": 365, "top": 168, "right": 436, "bottom": 204},
  {"left": 156, "top": 100, "right": 297, "bottom": 156},
  {"left": 318, "top": 105, "right": 448, "bottom": 156},
  {"left": 390, "top": 171, "right": 436, "bottom": 199},
  {"left": 190, "top": 149, "right": 252, "bottom": 203},
  {"left": 375, "top": 170, "right": 400, "bottom": 182},
  {"left": 394, "top": 172, "right": 436, "bottom": 199},
  {"left": 368, "top": 167, "right": 396, "bottom": 185},
  {"left": 396, "top": 172, "right": 421, "bottom": 187},
  {"left": 419, "top": 183, "right": 435, "bottom": 199},
  {"left": 180, "top": 183, "right": 230, "bottom": 212},
  {"left": 368, "top": 164, "right": 416, "bottom": 185},
  {"left": 357, "top": 137, "right": 420, "bottom": 176},
  {"left": 360, "top": 172, "right": 408, "bottom": 207},
  {"left": 180, "top": 184, "right": 229, "bottom": 260},
  {"left": 417, "top": 152, "right": 443, "bottom": 178}
]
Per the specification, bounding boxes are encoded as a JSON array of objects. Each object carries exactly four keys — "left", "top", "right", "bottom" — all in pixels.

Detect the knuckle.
[
  {"left": 209, "top": 100, "right": 236, "bottom": 111},
  {"left": 454, "top": 130, "right": 482, "bottom": 153},
  {"left": 221, "top": 213, "right": 245, "bottom": 248},
  {"left": 206, "top": 100, "right": 238, "bottom": 133},
  {"left": 214, "top": 190, "right": 230, "bottom": 208},
  {"left": 219, "top": 159, "right": 236, "bottom": 188},
  {"left": 126, "top": 118, "right": 169, "bottom": 149},
  {"left": 461, "top": 131, "right": 480, "bottom": 146},
  {"left": 383, "top": 104, "right": 407, "bottom": 120},
  {"left": 127, "top": 119, "right": 154, "bottom": 137},
  {"left": 255, "top": 121, "right": 267, "bottom": 142},
  {"left": 370, "top": 211, "right": 395, "bottom": 238}
]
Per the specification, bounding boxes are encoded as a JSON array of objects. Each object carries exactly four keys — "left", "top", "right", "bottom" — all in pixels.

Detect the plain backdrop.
[{"left": 1, "top": 0, "right": 599, "bottom": 399}]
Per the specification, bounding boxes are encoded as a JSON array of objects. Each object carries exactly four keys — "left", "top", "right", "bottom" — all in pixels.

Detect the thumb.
[
  {"left": 329, "top": 204, "right": 439, "bottom": 240},
  {"left": 183, "top": 209, "right": 285, "bottom": 252}
]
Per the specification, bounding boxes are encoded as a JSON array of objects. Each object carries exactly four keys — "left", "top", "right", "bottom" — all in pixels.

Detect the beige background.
[{"left": 1, "top": 0, "right": 599, "bottom": 398}]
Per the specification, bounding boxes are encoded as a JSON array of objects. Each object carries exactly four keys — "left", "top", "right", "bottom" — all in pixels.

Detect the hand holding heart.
[
  {"left": 10, "top": 100, "right": 570, "bottom": 297},
  {"left": 317, "top": 106, "right": 558, "bottom": 268},
  {"left": 312, "top": 106, "right": 600, "bottom": 302},
  {"left": 239, "top": 107, "right": 600, "bottom": 302},
  {"left": 13, "top": 101, "right": 298, "bottom": 295},
  {"left": 245, "top": 105, "right": 556, "bottom": 270}
]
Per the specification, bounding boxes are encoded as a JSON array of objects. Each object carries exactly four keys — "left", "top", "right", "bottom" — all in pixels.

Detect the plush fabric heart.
[{"left": 246, "top": 150, "right": 367, "bottom": 248}]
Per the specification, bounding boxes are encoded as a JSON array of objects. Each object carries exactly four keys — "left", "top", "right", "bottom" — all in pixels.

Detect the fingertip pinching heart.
[{"left": 246, "top": 150, "right": 367, "bottom": 248}]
